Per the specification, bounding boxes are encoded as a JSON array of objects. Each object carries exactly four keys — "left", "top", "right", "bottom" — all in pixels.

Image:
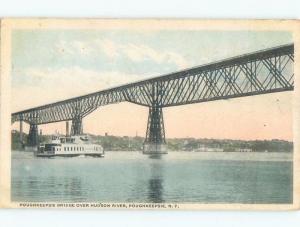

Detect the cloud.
[
  {"left": 95, "top": 39, "right": 118, "bottom": 59},
  {"left": 12, "top": 37, "right": 191, "bottom": 111},
  {"left": 53, "top": 38, "right": 189, "bottom": 69},
  {"left": 12, "top": 38, "right": 190, "bottom": 111},
  {"left": 122, "top": 43, "right": 188, "bottom": 68},
  {"left": 12, "top": 67, "right": 148, "bottom": 111},
  {"left": 97, "top": 39, "right": 189, "bottom": 68}
]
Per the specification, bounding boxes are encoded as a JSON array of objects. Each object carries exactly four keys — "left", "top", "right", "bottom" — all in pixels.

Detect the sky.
[{"left": 11, "top": 29, "right": 293, "bottom": 141}]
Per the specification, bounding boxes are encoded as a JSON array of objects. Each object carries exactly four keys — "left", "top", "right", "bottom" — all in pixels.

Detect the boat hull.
[
  {"left": 36, "top": 153, "right": 104, "bottom": 158},
  {"left": 36, "top": 135, "right": 104, "bottom": 158}
]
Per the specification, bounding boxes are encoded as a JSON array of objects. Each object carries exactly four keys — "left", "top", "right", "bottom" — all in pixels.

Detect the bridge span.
[{"left": 12, "top": 44, "right": 294, "bottom": 154}]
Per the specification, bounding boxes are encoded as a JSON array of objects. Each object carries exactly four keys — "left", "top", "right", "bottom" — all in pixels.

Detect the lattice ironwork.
[
  {"left": 144, "top": 106, "right": 166, "bottom": 144},
  {"left": 12, "top": 44, "right": 294, "bottom": 125},
  {"left": 70, "top": 117, "right": 83, "bottom": 135},
  {"left": 27, "top": 124, "right": 39, "bottom": 146}
]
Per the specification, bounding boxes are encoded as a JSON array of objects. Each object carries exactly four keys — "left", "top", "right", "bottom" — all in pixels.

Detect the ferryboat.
[{"left": 36, "top": 135, "right": 104, "bottom": 158}]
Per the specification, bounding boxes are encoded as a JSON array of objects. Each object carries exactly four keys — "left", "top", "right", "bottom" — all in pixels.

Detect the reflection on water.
[
  {"left": 14, "top": 176, "right": 85, "bottom": 202},
  {"left": 148, "top": 154, "right": 163, "bottom": 160},
  {"left": 11, "top": 151, "right": 293, "bottom": 203},
  {"left": 147, "top": 156, "right": 164, "bottom": 203}
]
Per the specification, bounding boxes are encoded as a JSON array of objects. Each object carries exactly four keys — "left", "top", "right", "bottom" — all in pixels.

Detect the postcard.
[{"left": 0, "top": 19, "right": 299, "bottom": 210}]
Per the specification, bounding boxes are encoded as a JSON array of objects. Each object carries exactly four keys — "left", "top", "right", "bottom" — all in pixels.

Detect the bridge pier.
[
  {"left": 66, "top": 121, "right": 70, "bottom": 136},
  {"left": 19, "top": 120, "right": 24, "bottom": 145},
  {"left": 71, "top": 117, "right": 83, "bottom": 135},
  {"left": 143, "top": 106, "right": 167, "bottom": 154},
  {"left": 27, "top": 123, "right": 39, "bottom": 147}
]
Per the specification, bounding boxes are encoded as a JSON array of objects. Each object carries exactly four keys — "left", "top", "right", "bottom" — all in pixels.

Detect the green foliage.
[
  {"left": 11, "top": 131, "right": 25, "bottom": 150},
  {"left": 11, "top": 131, "right": 53, "bottom": 150},
  {"left": 175, "top": 138, "right": 293, "bottom": 152},
  {"left": 87, "top": 134, "right": 144, "bottom": 151},
  {"left": 11, "top": 130, "right": 293, "bottom": 152}
]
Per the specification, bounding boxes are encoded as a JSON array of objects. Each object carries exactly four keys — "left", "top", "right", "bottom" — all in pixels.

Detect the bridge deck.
[{"left": 12, "top": 43, "right": 294, "bottom": 125}]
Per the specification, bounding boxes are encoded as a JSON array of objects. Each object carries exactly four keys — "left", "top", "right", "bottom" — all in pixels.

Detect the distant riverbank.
[{"left": 12, "top": 130, "right": 293, "bottom": 153}]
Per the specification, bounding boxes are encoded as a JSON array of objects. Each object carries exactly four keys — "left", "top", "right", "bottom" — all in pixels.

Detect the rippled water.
[{"left": 11, "top": 151, "right": 293, "bottom": 204}]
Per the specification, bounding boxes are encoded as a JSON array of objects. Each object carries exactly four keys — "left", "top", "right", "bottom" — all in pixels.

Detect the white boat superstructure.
[{"left": 36, "top": 135, "right": 104, "bottom": 158}]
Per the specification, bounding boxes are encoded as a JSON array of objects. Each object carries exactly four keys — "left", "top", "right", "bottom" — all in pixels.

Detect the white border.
[{"left": 0, "top": 1, "right": 300, "bottom": 227}]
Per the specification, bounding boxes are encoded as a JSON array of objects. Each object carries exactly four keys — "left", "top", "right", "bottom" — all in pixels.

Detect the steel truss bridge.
[{"left": 12, "top": 44, "right": 294, "bottom": 153}]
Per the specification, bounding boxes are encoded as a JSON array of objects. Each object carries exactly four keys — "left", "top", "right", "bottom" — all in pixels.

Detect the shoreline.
[{"left": 11, "top": 150, "right": 293, "bottom": 162}]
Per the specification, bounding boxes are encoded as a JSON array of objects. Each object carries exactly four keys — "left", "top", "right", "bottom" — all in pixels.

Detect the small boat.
[{"left": 36, "top": 135, "right": 104, "bottom": 158}]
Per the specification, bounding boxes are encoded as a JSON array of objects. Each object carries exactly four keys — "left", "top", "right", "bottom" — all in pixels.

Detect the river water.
[{"left": 11, "top": 151, "right": 293, "bottom": 204}]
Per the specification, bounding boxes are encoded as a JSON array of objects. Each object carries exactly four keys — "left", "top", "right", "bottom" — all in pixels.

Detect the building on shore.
[{"left": 195, "top": 146, "right": 224, "bottom": 152}]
